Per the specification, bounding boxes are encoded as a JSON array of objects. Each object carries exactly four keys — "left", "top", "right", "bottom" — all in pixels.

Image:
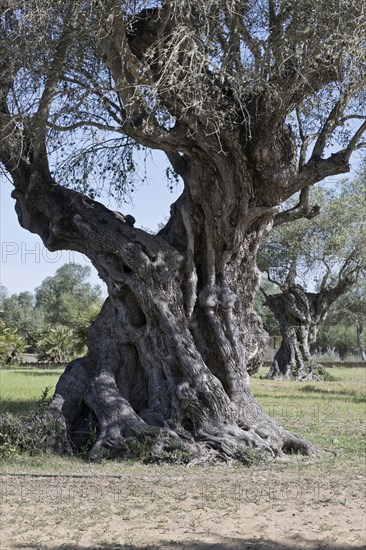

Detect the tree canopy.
[
  {"left": 1, "top": 0, "right": 365, "bottom": 201},
  {"left": 259, "top": 171, "right": 366, "bottom": 292}
]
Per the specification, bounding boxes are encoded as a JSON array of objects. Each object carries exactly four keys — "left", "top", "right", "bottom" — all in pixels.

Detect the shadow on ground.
[
  {"left": 0, "top": 399, "right": 42, "bottom": 414},
  {"left": 12, "top": 537, "right": 366, "bottom": 550},
  {"left": 298, "top": 385, "right": 366, "bottom": 402}
]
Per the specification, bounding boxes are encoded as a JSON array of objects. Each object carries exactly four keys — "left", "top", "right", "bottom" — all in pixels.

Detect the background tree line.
[{"left": 0, "top": 263, "right": 103, "bottom": 364}]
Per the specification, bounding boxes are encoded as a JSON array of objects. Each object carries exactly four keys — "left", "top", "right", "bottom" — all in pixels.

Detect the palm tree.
[{"left": 0, "top": 320, "right": 28, "bottom": 365}]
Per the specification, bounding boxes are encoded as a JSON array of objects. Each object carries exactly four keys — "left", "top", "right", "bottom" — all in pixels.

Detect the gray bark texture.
[{"left": 5, "top": 148, "right": 320, "bottom": 462}]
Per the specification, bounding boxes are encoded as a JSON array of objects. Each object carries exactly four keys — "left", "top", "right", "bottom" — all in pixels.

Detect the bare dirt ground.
[{"left": 1, "top": 458, "right": 365, "bottom": 550}]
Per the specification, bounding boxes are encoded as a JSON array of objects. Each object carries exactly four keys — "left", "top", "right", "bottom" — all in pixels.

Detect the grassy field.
[
  {"left": 0, "top": 365, "right": 364, "bottom": 471},
  {"left": 251, "top": 367, "right": 366, "bottom": 460},
  {"left": 0, "top": 368, "right": 64, "bottom": 415}
]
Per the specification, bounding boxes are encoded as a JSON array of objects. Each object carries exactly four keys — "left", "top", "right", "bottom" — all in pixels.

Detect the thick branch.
[
  {"left": 311, "top": 97, "right": 346, "bottom": 159},
  {"left": 273, "top": 188, "right": 320, "bottom": 226},
  {"left": 316, "top": 277, "right": 357, "bottom": 322},
  {"left": 289, "top": 151, "right": 350, "bottom": 196},
  {"left": 293, "top": 120, "right": 366, "bottom": 195},
  {"left": 7, "top": 158, "right": 182, "bottom": 292}
]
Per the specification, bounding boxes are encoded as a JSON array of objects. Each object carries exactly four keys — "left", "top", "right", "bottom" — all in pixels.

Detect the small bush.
[
  {"left": 150, "top": 440, "right": 196, "bottom": 465},
  {"left": 234, "top": 446, "right": 266, "bottom": 466},
  {"left": 117, "top": 433, "right": 157, "bottom": 462},
  {"left": 0, "top": 432, "right": 18, "bottom": 458},
  {"left": 0, "top": 387, "right": 62, "bottom": 456}
]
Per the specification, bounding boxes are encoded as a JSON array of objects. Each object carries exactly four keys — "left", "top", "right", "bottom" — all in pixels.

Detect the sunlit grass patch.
[
  {"left": 0, "top": 368, "right": 64, "bottom": 414},
  {"left": 251, "top": 367, "right": 366, "bottom": 460}
]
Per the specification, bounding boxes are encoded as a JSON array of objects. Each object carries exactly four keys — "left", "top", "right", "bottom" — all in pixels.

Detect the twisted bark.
[
  {"left": 4, "top": 146, "right": 318, "bottom": 461},
  {"left": 3, "top": 3, "right": 358, "bottom": 458}
]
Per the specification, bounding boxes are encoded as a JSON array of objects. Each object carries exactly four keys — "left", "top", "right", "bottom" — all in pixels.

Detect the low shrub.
[
  {"left": 234, "top": 446, "right": 266, "bottom": 466},
  {"left": 0, "top": 387, "right": 62, "bottom": 457},
  {"left": 104, "top": 432, "right": 197, "bottom": 465}
]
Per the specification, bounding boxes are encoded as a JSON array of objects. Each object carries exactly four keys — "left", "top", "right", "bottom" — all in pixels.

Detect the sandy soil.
[{"left": 1, "top": 461, "right": 365, "bottom": 550}]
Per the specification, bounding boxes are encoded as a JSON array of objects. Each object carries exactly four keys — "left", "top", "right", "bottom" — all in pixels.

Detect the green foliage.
[
  {"left": 107, "top": 433, "right": 196, "bottom": 465},
  {"left": 0, "top": 319, "right": 28, "bottom": 365},
  {"left": 234, "top": 446, "right": 266, "bottom": 467},
  {"left": 316, "top": 325, "right": 359, "bottom": 357},
  {"left": 33, "top": 263, "right": 103, "bottom": 361},
  {"left": 317, "top": 280, "right": 366, "bottom": 358},
  {"left": 1, "top": 263, "right": 103, "bottom": 362},
  {"left": 115, "top": 433, "right": 157, "bottom": 462},
  {"left": 258, "top": 174, "right": 366, "bottom": 290},
  {"left": 150, "top": 440, "right": 196, "bottom": 465},
  {"left": 0, "top": 432, "right": 18, "bottom": 458},
  {"left": 0, "top": 285, "right": 8, "bottom": 307},
  {"left": 35, "top": 263, "right": 102, "bottom": 329},
  {"left": 1, "top": 291, "right": 45, "bottom": 350},
  {"left": 36, "top": 324, "right": 80, "bottom": 363}
]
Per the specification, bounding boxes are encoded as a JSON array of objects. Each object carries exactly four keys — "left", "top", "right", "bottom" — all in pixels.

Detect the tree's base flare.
[
  {"left": 267, "top": 361, "right": 337, "bottom": 382},
  {"left": 49, "top": 350, "right": 318, "bottom": 465},
  {"left": 50, "top": 407, "right": 318, "bottom": 465}
]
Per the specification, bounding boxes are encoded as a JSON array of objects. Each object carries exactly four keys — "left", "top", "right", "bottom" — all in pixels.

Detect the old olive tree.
[
  {"left": 259, "top": 177, "right": 366, "bottom": 380},
  {"left": 1, "top": 0, "right": 365, "bottom": 460}
]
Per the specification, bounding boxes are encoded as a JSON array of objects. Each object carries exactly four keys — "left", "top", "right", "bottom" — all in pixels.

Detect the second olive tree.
[{"left": 259, "top": 174, "right": 366, "bottom": 380}]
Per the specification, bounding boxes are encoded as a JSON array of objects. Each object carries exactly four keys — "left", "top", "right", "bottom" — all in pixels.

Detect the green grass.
[
  {"left": 0, "top": 366, "right": 365, "bottom": 474},
  {"left": 251, "top": 367, "right": 366, "bottom": 459},
  {"left": 0, "top": 367, "right": 64, "bottom": 414}
]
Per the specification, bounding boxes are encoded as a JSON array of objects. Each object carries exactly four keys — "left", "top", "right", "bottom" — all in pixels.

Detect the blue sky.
[{"left": 0, "top": 151, "right": 182, "bottom": 295}]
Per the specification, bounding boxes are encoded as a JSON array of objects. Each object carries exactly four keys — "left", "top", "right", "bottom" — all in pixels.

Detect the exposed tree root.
[
  {"left": 50, "top": 357, "right": 317, "bottom": 464},
  {"left": 268, "top": 360, "right": 336, "bottom": 381}
]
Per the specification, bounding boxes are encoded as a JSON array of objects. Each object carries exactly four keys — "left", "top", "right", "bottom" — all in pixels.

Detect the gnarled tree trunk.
[
  {"left": 7, "top": 148, "right": 319, "bottom": 462},
  {"left": 266, "top": 284, "right": 353, "bottom": 380}
]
